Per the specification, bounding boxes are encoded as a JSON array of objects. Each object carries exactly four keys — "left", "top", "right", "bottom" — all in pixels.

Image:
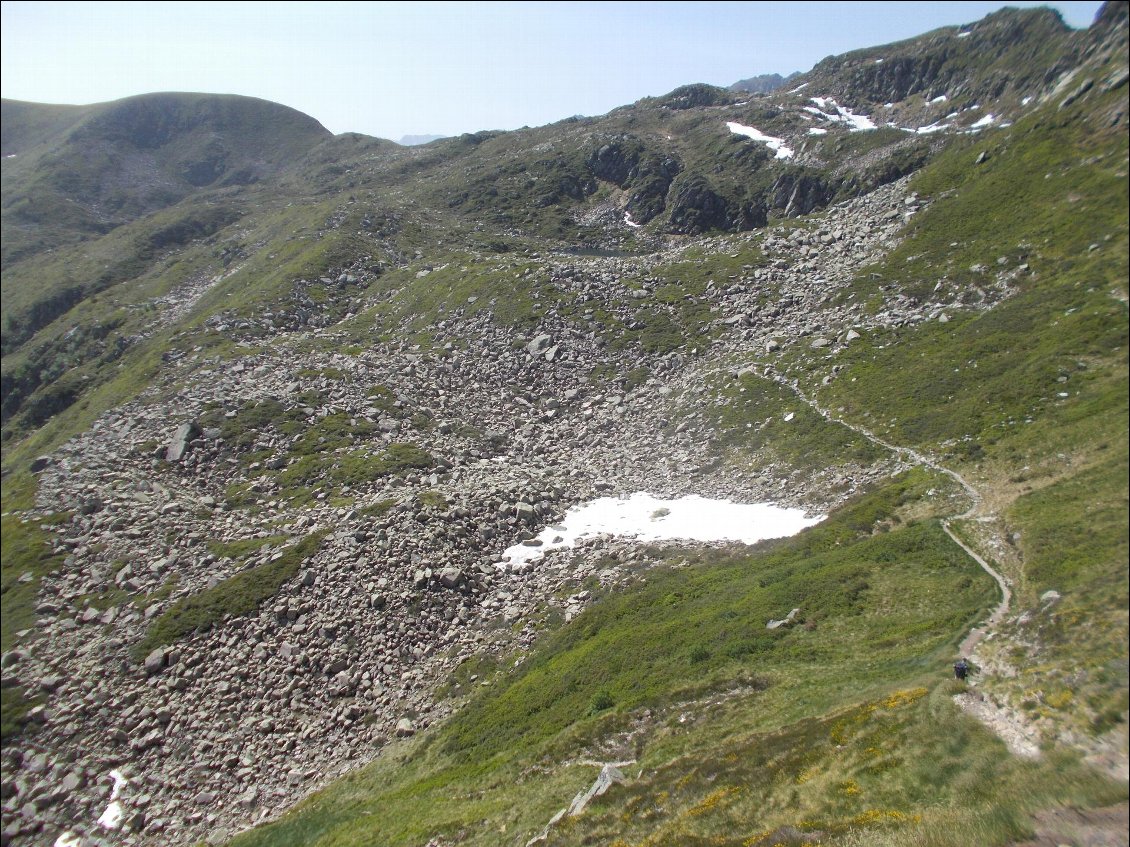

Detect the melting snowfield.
[
  {"left": 806, "top": 97, "right": 877, "bottom": 131},
  {"left": 54, "top": 770, "right": 129, "bottom": 846},
  {"left": 725, "top": 122, "right": 795, "bottom": 159},
  {"left": 503, "top": 493, "right": 823, "bottom": 567}
]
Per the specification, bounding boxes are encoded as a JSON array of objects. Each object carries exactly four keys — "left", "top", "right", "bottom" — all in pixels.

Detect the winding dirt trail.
[
  {"left": 744, "top": 365, "right": 1041, "bottom": 756},
  {"left": 766, "top": 370, "right": 1014, "bottom": 646}
]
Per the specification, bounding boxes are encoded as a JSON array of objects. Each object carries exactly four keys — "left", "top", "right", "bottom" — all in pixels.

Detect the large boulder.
[{"left": 165, "top": 421, "right": 202, "bottom": 462}]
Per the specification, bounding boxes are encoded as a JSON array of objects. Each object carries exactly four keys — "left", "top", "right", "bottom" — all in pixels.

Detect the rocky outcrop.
[
  {"left": 653, "top": 83, "right": 735, "bottom": 110},
  {"left": 730, "top": 72, "right": 801, "bottom": 95}
]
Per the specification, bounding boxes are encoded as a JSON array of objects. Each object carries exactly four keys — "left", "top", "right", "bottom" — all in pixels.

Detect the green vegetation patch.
[
  {"left": 276, "top": 442, "right": 433, "bottom": 490},
  {"left": 379, "top": 257, "right": 558, "bottom": 336},
  {"left": 198, "top": 398, "right": 313, "bottom": 452},
  {"left": 989, "top": 450, "right": 1130, "bottom": 737},
  {"left": 0, "top": 475, "right": 68, "bottom": 741},
  {"left": 703, "top": 369, "right": 887, "bottom": 474},
  {"left": 133, "top": 530, "right": 325, "bottom": 660},
  {"left": 561, "top": 687, "right": 1120, "bottom": 847},
  {"left": 207, "top": 534, "right": 292, "bottom": 562},
  {"left": 1, "top": 480, "right": 66, "bottom": 654}
]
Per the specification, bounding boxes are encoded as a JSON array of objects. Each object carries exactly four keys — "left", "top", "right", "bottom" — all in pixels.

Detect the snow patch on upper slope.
[
  {"left": 726, "top": 122, "right": 795, "bottom": 159},
  {"left": 806, "top": 98, "right": 877, "bottom": 131}
]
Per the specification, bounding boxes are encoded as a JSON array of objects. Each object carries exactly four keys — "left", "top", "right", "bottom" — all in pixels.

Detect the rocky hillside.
[{"left": 1, "top": 5, "right": 1127, "bottom": 847}]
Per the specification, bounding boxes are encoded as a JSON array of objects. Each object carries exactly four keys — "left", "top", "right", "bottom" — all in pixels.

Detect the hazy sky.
[{"left": 1, "top": 1, "right": 1105, "bottom": 141}]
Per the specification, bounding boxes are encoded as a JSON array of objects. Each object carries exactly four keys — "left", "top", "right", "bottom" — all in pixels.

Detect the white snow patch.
[
  {"left": 98, "top": 801, "right": 124, "bottom": 829},
  {"left": 874, "top": 58, "right": 884, "bottom": 64},
  {"left": 624, "top": 212, "right": 642, "bottom": 229},
  {"left": 913, "top": 121, "right": 951, "bottom": 134},
  {"left": 930, "top": 95, "right": 948, "bottom": 104},
  {"left": 969, "top": 113, "right": 996, "bottom": 129},
  {"left": 501, "top": 493, "right": 822, "bottom": 566},
  {"left": 726, "top": 122, "right": 794, "bottom": 159},
  {"left": 806, "top": 98, "right": 876, "bottom": 131},
  {"left": 55, "top": 770, "right": 130, "bottom": 844},
  {"left": 96, "top": 770, "right": 129, "bottom": 830},
  {"left": 1021, "top": 96, "right": 1033, "bottom": 106},
  {"left": 957, "top": 30, "right": 972, "bottom": 38},
  {"left": 807, "top": 127, "right": 828, "bottom": 136},
  {"left": 788, "top": 82, "right": 810, "bottom": 93}
]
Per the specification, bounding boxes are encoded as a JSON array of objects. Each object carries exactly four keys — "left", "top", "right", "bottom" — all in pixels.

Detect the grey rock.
[
  {"left": 568, "top": 764, "right": 624, "bottom": 817},
  {"left": 438, "top": 568, "right": 464, "bottom": 589},
  {"left": 166, "top": 421, "right": 203, "bottom": 462},
  {"left": 144, "top": 648, "right": 167, "bottom": 675},
  {"left": 767, "top": 608, "right": 801, "bottom": 630},
  {"left": 395, "top": 718, "right": 415, "bottom": 737},
  {"left": 527, "top": 334, "right": 553, "bottom": 355}
]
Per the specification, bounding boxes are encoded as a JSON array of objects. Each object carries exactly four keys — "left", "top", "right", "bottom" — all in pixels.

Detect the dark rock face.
[
  {"left": 802, "top": 6, "right": 1075, "bottom": 109},
  {"left": 667, "top": 175, "right": 732, "bottom": 233},
  {"left": 665, "top": 175, "right": 769, "bottom": 234},
  {"left": 586, "top": 139, "right": 683, "bottom": 225},
  {"left": 587, "top": 141, "right": 640, "bottom": 186},
  {"left": 625, "top": 157, "right": 682, "bottom": 225},
  {"left": 730, "top": 72, "right": 801, "bottom": 95},
  {"left": 655, "top": 84, "right": 734, "bottom": 110},
  {"left": 840, "top": 53, "right": 957, "bottom": 105},
  {"left": 772, "top": 173, "right": 837, "bottom": 218}
]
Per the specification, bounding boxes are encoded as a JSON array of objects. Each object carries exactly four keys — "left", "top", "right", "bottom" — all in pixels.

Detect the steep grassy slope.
[{"left": 797, "top": 83, "right": 1129, "bottom": 746}]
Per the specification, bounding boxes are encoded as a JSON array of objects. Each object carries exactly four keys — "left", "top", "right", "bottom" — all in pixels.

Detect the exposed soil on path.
[{"left": 1008, "top": 802, "right": 1129, "bottom": 847}]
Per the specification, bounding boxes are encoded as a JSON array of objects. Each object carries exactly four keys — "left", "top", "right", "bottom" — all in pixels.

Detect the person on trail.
[{"left": 954, "top": 658, "right": 970, "bottom": 680}]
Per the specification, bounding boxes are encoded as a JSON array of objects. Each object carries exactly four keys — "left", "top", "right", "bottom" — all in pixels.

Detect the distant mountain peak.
[
  {"left": 398, "top": 134, "right": 448, "bottom": 146},
  {"left": 730, "top": 72, "right": 801, "bottom": 95}
]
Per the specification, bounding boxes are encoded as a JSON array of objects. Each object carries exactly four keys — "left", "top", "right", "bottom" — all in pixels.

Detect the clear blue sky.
[{"left": 0, "top": 1, "right": 1105, "bottom": 141}]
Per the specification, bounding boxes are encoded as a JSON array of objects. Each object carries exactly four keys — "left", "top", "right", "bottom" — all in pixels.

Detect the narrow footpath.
[{"left": 754, "top": 366, "right": 1044, "bottom": 758}]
